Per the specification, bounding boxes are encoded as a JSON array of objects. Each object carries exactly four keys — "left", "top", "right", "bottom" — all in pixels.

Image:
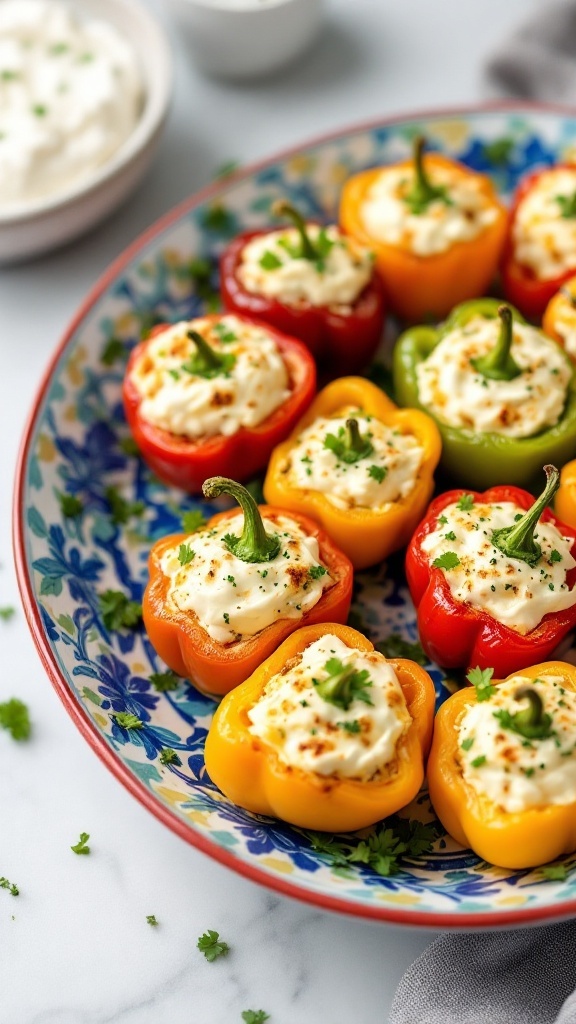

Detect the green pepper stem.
[
  {"left": 316, "top": 665, "right": 358, "bottom": 710},
  {"left": 187, "top": 330, "right": 223, "bottom": 371},
  {"left": 202, "top": 476, "right": 280, "bottom": 563},
  {"left": 511, "top": 686, "right": 553, "bottom": 739},
  {"left": 492, "top": 465, "right": 560, "bottom": 566},
  {"left": 470, "top": 305, "right": 521, "bottom": 381},
  {"left": 413, "top": 136, "right": 434, "bottom": 202},
  {"left": 346, "top": 418, "right": 370, "bottom": 456},
  {"left": 272, "top": 199, "right": 317, "bottom": 261}
]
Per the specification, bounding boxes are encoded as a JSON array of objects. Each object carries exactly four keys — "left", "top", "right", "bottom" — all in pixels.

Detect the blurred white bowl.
[
  {"left": 0, "top": 0, "right": 172, "bottom": 264},
  {"left": 167, "top": 0, "right": 324, "bottom": 81}
]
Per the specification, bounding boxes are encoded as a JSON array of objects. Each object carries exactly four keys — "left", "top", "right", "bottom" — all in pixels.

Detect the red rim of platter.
[{"left": 13, "top": 100, "right": 576, "bottom": 929}]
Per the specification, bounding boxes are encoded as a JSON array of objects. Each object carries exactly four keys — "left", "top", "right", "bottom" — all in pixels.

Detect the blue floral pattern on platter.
[{"left": 19, "top": 108, "right": 576, "bottom": 925}]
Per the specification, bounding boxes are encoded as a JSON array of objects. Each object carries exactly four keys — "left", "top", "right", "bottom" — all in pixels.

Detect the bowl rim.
[
  {"left": 13, "top": 98, "right": 576, "bottom": 929},
  {"left": 0, "top": 0, "right": 173, "bottom": 225},
  {"left": 173, "top": 0, "right": 318, "bottom": 12}
]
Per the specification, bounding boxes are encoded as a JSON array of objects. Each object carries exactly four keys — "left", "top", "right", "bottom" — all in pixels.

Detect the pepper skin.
[
  {"left": 204, "top": 622, "right": 436, "bottom": 832},
  {"left": 339, "top": 140, "right": 507, "bottom": 322},
  {"left": 428, "top": 661, "right": 576, "bottom": 869},
  {"left": 143, "top": 480, "right": 353, "bottom": 697},
  {"left": 542, "top": 274, "right": 576, "bottom": 361},
  {"left": 393, "top": 298, "right": 576, "bottom": 490},
  {"left": 263, "top": 376, "right": 441, "bottom": 570},
  {"left": 219, "top": 208, "right": 385, "bottom": 379},
  {"left": 122, "top": 314, "right": 316, "bottom": 493},
  {"left": 555, "top": 459, "right": 576, "bottom": 531},
  {"left": 405, "top": 468, "right": 576, "bottom": 677},
  {"left": 502, "top": 166, "right": 576, "bottom": 322}
]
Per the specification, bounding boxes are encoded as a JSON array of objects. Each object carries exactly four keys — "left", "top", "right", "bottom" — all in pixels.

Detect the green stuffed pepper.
[{"left": 393, "top": 298, "right": 576, "bottom": 489}]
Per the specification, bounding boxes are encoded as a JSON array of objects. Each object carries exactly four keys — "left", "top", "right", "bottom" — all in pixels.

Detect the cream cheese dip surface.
[{"left": 0, "top": 0, "right": 143, "bottom": 211}]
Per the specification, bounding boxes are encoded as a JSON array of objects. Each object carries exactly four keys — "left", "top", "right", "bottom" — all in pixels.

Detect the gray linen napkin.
[
  {"left": 392, "top": 6, "right": 576, "bottom": 1022},
  {"left": 389, "top": 924, "right": 576, "bottom": 1023},
  {"left": 485, "top": 0, "right": 576, "bottom": 101}
]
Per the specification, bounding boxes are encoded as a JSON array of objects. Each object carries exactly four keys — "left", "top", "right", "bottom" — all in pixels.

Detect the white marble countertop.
[{"left": 0, "top": 0, "right": 540, "bottom": 1021}]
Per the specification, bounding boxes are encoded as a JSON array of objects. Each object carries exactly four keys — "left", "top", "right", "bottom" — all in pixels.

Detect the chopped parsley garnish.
[
  {"left": 223, "top": 612, "right": 230, "bottom": 624},
  {"left": 146, "top": 914, "right": 159, "bottom": 926},
  {"left": 541, "top": 863, "right": 568, "bottom": 881},
  {"left": 112, "top": 712, "right": 144, "bottom": 731},
  {"left": 59, "top": 493, "right": 83, "bottom": 518},
  {"left": 375, "top": 634, "right": 427, "bottom": 665},
  {"left": 150, "top": 670, "right": 180, "bottom": 692},
  {"left": 197, "top": 929, "right": 230, "bottom": 962},
  {"left": 211, "top": 321, "right": 237, "bottom": 344},
  {"left": 457, "top": 494, "right": 475, "bottom": 511},
  {"left": 308, "top": 565, "right": 327, "bottom": 580},
  {"left": 309, "top": 818, "right": 437, "bottom": 877},
  {"left": 556, "top": 193, "right": 576, "bottom": 219},
  {"left": 178, "top": 543, "right": 195, "bottom": 565},
  {"left": 101, "top": 337, "right": 125, "bottom": 366},
  {"left": 181, "top": 349, "right": 236, "bottom": 379},
  {"left": 259, "top": 250, "right": 283, "bottom": 270},
  {"left": 444, "top": 531, "right": 457, "bottom": 541},
  {"left": 461, "top": 737, "right": 474, "bottom": 751},
  {"left": 367, "top": 464, "right": 387, "bottom": 483},
  {"left": 105, "top": 486, "right": 145, "bottom": 525},
  {"left": 338, "top": 720, "right": 361, "bottom": 734},
  {"left": 226, "top": 575, "right": 236, "bottom": 587},
  {"left": 242, "top": 1012, "right": 270, "bottom": 1024},
  {"left": 471, "top": 755, "right": 487, "bottom": 768},
  {"left": 314, "top": 657, "right": 373, "bottom": 711},
  {"left": 432, "top": 552, "right": 460, "bottom": 570},
  {"left": 181, "top": 510, "right": 207, "bottom": 534},
  {"left": 32, "top": 104, "right": 47, "bottom": 117},
  {"left": 159, "top": 748, "right": 182, "bottom": 766},
  {"left": 466, "top": 666, "right": 496, "bottom": 702},
  {"left": 438, "top": 515, "right": 448, "bottom": 526},
  {"left": 0, "top": 607, "right": 15, "bottom": 622},
  {"left": 550, "top": 550, "right": 563, "bottom": 563},
  {"left": 0, "top": 877, "right": 19, "bottom": 897},
  {"left": 71, "top": 832, "right": 90, "bottom": 855},
  {"left": 0, "top": 699, "right": 31, "bottom": 741},
  {"left": 99, "top": 590, "right": 142, "bottom": 631}
]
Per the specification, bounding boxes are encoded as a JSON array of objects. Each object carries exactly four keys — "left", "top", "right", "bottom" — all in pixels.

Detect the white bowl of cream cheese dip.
[
  {"left": 0, "top": 0, "right": 172, "bottom": 263},
  {"left": 167, "top": 0, "right": 324, "bottom": 81}
]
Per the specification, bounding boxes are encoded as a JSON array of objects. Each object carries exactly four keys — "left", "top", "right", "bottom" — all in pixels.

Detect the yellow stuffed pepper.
[
  {"left": 205, "top": 622, "right": 436, "bottom": 832},
  {"left": 428, "top": 661, "right": 576, "bottom": 869},
  {"left": 555, "top": 459, "right": 576, "bottom": 531},
  {"left": 339, "top": 136, "right": 507, "bottom": 322},
  {"left": 543, "top": 275, "right": 576, "bottom": 364},
  {"left": 263, "top": 377, "right": 441, "bottom": 570}
]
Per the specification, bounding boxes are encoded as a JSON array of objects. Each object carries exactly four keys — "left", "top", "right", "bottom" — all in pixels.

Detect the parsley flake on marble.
[
  {"left": 71, "top": 832, "right": 90, "bottom": 855},
  {"left": 197, "top": 929, "right": 230, "bottom": 962},
  {"left": 0, "top": 699, "right": 31, "bottom": 741}
]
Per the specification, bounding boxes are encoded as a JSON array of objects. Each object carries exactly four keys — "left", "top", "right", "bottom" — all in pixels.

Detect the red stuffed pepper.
[
  {"left": 502, "top": 164, "right": 576, "bottom": 321},
  {"left": 219, "top": 199, "right": 385, "bottom": 379},
  {"left": 123, "top": 312, "right": 316, "bottom": 492},
  {"left": 405, "top": 465, "right": 576, "bottom": 678}
]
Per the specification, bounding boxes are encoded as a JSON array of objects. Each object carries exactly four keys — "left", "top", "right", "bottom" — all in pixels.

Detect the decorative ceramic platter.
[{"left": 15, "top": 104, "right": 576, "bottom": 929}]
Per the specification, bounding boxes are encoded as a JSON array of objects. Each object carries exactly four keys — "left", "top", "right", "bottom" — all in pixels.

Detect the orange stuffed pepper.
[
  {"left": 555, "top": 458, "right": 576, "bottom": 531},
  {"left": 428, "top": 661, "right": 576, "bottom": 869},
  {"left": 263, "top": 376, "right": 441, "bottom": 570},
  {"left": 205, "top": 622, "right": 436, "bottom": 832},
  {"left": 340, "top": 136, "right": 507, "bottom": 322},
  {"left": 543, "top": 275, "right": 576, "bottom": 364},
  {"left": 143, "top": 478, "right": 353, "bottom": 697}
]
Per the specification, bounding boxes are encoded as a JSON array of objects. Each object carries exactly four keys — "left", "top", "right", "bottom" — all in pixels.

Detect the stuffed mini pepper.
[
  {"left": 340, "top": 136, "right": 507, "bottom": 321},
  {"left": 122, "top": 313, "right": 316, "bottom": 492},
  {"left": 219, "top": 200, "right": 385, "bottom": 378},
  {"left": 406, "top": 465, "right": 576, "bottom": 678},
  {"left": 143, "top": 477, "right": 353, "bottom": 696},
  {"left": 393, "top": 299, "right": 576, "bottom": 489},
  {"left": 205, "top": 622, "right": 435, "bottom": 831},
  {"left": 502, "top": 164, "right": 576, "bottom": 321},
  {"left": 428, "top": 662, "right": 576, "bottom": 869},
  {"left": 263, "top": 376, "right": 441, "bottom": 569},
  {"left": 543, "top": 274, "right": 576, "bottom": 362}
]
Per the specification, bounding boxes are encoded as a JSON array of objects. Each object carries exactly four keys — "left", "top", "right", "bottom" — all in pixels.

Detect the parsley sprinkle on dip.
[{"left": 0, "top": 0, "right": 143, "bottom": 210}]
